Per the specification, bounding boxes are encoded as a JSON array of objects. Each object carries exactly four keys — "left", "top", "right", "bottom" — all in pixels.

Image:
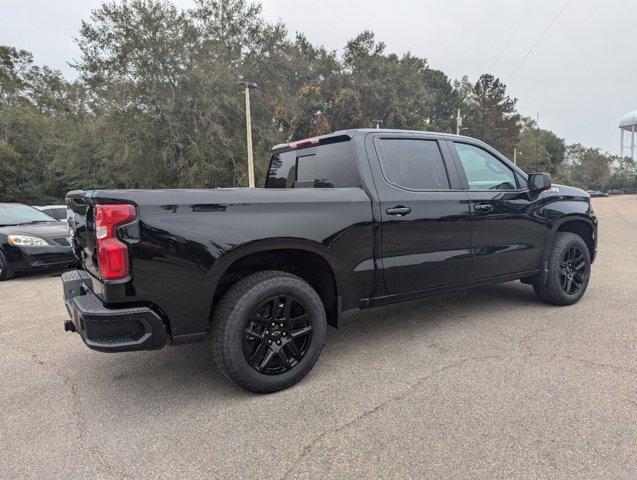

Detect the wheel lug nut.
[
  {"left": 271, "top": 322, "right": 275, "bottom": 326},
  {"left": 268, "top": 340, "right": 272, "bottom": 344},
  {"left": 279, "top": 323, "right": 284, "bottom": 327},
  {"left": 276, "top": 340, "right": 281, "bottom": 345},
  {"left": 265, "top": 330, "right": 269, "bottom": 334}
]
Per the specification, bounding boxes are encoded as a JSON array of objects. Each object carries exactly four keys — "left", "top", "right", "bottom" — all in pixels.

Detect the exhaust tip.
[{"left": 64, "top": 320, "right": 76, "bottom": 332}]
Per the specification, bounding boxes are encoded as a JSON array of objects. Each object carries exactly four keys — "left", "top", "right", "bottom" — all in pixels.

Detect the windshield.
[{"left": 0, "top": 204, "right": 58, "bottom": 226}]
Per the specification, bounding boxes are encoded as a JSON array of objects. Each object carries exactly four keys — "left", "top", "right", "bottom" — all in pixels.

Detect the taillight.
[{"left": 95, "top": 204, "right": 136, "bottom": 280}]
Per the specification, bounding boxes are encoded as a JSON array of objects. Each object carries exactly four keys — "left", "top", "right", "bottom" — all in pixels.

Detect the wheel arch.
[
  {"left": 208, "top": 241, "right": 341, "bottom": 328},
  {"left": 525, "top": 214, "right": 597, "bottom": 288},
  {"left": 552, "top": 217, "right": 596, "bottom": 262}
]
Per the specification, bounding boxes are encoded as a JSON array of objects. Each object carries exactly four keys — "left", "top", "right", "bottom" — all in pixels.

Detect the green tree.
[
  {"left": 0, "top": 0, "right": 624, "bottom": 203},
  {"left": 463, "top": 74, "right": 520, "bottom": 157},
  {"left": 0, "top": 45, "right": 79, "bottom": 202},
  {"left": 0, "top": 105, "right": 57, "bottom": 203},
  {"left": 343, "top": 31, "right": 457, "bottom": 131},
  {"left": 0, "top": 46, "right": 33, "bottom": 106},
  {"left": 72, "top": 0, "right": 320, "bottom": 188},
  {"left": 563, "top": 144, "right": 611, "bottom": 190},
  {"left": 607, "top": 156, "right": 637, "bottom": 190},
  {"left": 516, "top": 116, "right": 566, "bottom": 174}
]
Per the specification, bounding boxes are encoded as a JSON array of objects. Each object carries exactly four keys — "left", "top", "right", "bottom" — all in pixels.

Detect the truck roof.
[{"left": 271, "top": 128, "right": 481, "bottom": 153}]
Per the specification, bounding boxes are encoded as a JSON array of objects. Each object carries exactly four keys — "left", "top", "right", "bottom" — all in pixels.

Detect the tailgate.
[{"left": 65, "top": 190, "right": 99, "bottom": 278}]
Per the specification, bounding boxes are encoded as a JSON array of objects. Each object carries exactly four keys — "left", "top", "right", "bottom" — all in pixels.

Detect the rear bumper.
[{"left": 61, "top": 270, "right": 166, "bottom": 352}]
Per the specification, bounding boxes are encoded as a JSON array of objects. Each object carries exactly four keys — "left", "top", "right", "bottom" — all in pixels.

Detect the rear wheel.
[
  {"left": 211, "top": 270, "right": 327, "bottom": 393},
  {"left": 0, "top": 251, "right": 14, "bottom": 281},
  {"left": 533, "top": 232, "right": 591, "bottom": 306}
]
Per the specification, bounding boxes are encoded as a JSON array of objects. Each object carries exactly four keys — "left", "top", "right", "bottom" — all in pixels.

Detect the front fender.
[
  {"left": 521, "top": 194, "right": 597, "bottom": 288},
  {"left": 540, "top": 196, "right": 597, "bottom": 266}
]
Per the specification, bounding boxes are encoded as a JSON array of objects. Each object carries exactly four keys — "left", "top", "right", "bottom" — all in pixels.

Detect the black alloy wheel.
[
  {"left": 211, "top": 270, "right": 327, "bottom": 393},
  {"left": 242, "top": 295, "right": 313, "bottom": 375},
  {"left": 533, "top": 232, "right": 591, "bottom": 306},
  {"left": 558, "top": 246, "right": 586, "bottom": 295}
]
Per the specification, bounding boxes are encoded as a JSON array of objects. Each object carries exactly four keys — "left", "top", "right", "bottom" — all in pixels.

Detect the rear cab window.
[{"left": 266, "top": 141, "right": 359, "bottom": 188}]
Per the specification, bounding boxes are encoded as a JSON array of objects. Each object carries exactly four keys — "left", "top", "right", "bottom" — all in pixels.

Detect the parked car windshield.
[{"left": 0, "top": 204, "right": 58, "bottom": 226}]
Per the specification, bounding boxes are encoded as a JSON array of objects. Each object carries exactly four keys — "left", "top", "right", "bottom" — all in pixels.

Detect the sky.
[{"left": 1, "top": 0, "right": 635, "bottom": 155}]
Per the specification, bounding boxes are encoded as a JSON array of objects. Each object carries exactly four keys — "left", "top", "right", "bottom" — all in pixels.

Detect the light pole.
[
  {"left": 456, "top": 109, "right": 462, "bottom": 135},
  {"left": 238, "top": 81, "right": 258, "bottom": 188},
  {"left": 374, "top": 119, "right": 384, "bottom": 129}
]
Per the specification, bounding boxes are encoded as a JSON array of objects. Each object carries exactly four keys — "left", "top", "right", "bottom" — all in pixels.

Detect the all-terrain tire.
[
  {"left": 211, "top": 270, "right": 327, "bottom": 393},
  {"left": 533, "top": 232, "right": 591, "bottom": 306}
]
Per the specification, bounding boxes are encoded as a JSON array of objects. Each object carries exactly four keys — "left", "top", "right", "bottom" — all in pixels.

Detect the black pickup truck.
[{"left": 63, "top": 129, "right": 597, "bottom": 392}]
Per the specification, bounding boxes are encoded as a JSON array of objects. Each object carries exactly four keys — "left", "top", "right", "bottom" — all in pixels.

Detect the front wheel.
[
  {"left": 533, "top": 232, "right": 591, "bottom": 306},
  {"left": 211, "top": 270, "right": 327, "bottom": 393}
]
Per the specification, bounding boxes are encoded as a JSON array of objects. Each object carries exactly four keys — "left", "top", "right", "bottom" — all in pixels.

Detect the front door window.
[{"left": 455, "top": 143, "right": 517, "bottom": 190}]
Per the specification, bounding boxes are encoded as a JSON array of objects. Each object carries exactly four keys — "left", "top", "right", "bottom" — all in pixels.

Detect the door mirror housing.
[{"left": 528, "top": 173, "right": 551, "bottom": 193}]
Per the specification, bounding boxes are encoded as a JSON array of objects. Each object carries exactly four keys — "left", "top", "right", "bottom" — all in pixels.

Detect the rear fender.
[{"left": 206, "top": 238, "right": 343, "bottom": 325}]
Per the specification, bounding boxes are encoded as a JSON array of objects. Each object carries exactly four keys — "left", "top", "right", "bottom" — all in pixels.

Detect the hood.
[
  {"left": 0, "top": 221, "right": 69, "bottom": 239},
  {"left": 543, "top": 183, "right": 589, "bottom": 199}
]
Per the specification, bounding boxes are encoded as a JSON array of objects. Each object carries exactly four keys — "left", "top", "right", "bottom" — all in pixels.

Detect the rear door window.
[{"left": 377, "top": 139, "right": 450, "bottom": 190}]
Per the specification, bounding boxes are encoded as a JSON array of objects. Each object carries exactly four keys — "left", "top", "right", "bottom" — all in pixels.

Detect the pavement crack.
[
  {"left": 280, "top": 354, "right": 506, "bottom": 480},
  {"left": 515, "top": 326, "right": 636, "bottom": 376},
  {"left": 549, "top": 353, "right": 637, "bottom": 376},
  {"left": 280, "top": 350, "right": 636, "bottom": 479},
  {"left": 0, "top": 338, "right": 131, "bottom": 480}
]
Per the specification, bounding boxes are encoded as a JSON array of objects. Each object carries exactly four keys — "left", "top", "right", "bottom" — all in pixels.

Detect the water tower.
[{"left": 619, "top": 110, "right": 637, "bottom": 160}]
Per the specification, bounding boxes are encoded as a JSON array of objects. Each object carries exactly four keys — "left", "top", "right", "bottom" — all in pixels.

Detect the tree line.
[{"left": 1, "top": 0, "right": 635, "bottom": 204}]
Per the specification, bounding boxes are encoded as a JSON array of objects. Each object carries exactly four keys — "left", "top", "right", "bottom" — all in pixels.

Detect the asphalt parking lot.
[{"left": 1, "top": 195, "right": 635, "bottom": 480}]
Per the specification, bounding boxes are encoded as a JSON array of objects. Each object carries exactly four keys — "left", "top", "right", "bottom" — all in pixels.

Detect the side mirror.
[{"left": 528, "top": 173, "right": 551, "bottom": 193}]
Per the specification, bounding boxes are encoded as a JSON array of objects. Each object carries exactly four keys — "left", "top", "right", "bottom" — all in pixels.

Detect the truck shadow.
[{"left": 69, "top": 281, "right": 541, "bottom": 408}]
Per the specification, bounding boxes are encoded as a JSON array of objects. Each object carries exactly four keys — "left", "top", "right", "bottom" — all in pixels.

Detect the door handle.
[
  {"left": 473, "top": 203, "right": 494, "bottom": 212},
  {"left": 386, "top": 206, "right": 412, "bottom": 216}
]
